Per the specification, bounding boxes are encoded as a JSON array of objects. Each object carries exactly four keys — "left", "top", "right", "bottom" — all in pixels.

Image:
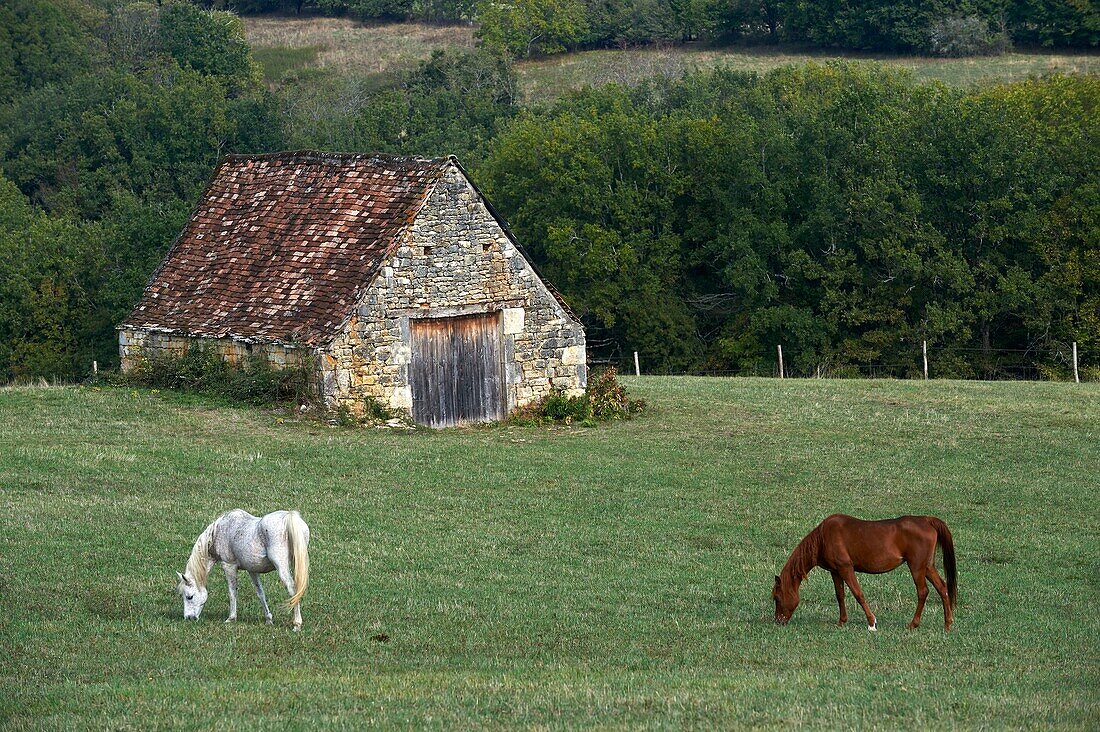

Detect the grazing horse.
[
  {"left": 176, "top": 509, "right": 310, "bottom": 630},
  {"left": 772, "top": 514, "right": 956, "bottom": 631}
]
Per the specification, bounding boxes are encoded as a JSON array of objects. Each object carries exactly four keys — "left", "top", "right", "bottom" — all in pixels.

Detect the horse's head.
[
  {"left": 773, "top": 575, "right": 798, "bottom": 625},
  {"left": 176, "top": 571, "right": 208, "bottom": 620}
]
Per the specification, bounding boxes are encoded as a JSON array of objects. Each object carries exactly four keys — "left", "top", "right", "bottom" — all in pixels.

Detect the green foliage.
[
  {"left": 515, "top": 367, "right": 643, "bottom": 423},
  {"left": 319, "top": 0, "right": 414, "bottom": 21},
  {"left": 480, "top": 65, "right": 1099, "bottom": 376},
  {"left": 586, "top": 366, "right": 645, "bottom": 418},
  {"left": 156, "top": 2, "right": 259, "bottom": 90},
  {"left": 277, "top": 48, "right": 518, "bottom": 164},
  {"left": 584, "top": 0, "right": 718, "bottom": 46},
  {"left": 0, "top": 176, "right": 110, "bottom": 381},
  {"left": 476, "top": 0, "right": 589, "bottom": 57},
  {"left": 755, "top": 0, "right": 1096, "bottom": 52},
  {"left": 0, "top": 0, "right": 101, "bottom": 105},
  {"left": 1006, "top": 0, "right": 1100, "bottom": 48},
  {"left": 466, "top": 0, "right": 1095, "bottom": 55},
  {"left": 113, "top": 346, "right": 318, "bottom": 406},
  {"left": 542, "top": 391, "right": 592, "bottom": 421}
]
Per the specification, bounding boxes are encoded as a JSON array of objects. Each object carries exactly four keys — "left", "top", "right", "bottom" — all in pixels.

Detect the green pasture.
[{"left": 1, "top": 378, "right": 1097, "bottom": 728}]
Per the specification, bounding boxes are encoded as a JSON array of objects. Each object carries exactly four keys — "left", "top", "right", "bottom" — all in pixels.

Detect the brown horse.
[{"left": 772, "top": 514, "right": 957, "bottom": 631}]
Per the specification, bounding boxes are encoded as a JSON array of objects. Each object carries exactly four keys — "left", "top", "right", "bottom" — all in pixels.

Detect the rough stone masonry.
[{"left": 322, "top": 161, "right": 586, "bottom": 414}]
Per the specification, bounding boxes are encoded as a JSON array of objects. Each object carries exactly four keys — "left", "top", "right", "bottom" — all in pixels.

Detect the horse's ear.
[
  {"left": 774, "top": 575, "right": 780, "bottom": 587},
  {"left": 176, "top": 571, "right": 187, "bottom": 585}
]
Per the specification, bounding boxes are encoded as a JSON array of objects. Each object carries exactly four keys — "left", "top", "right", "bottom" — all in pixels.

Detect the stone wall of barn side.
[
  {"left": 321, "top": 163, "right": 586, "bottom": 417},
  {"left": 118, "top": 329, "right": 306, "bottom": 372}
]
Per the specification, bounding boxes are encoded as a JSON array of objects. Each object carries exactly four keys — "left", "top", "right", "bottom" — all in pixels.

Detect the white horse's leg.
[
  {"left": 223, "top": 564, "right": 239, "bottom": 622},
  {"left": 275, "top": 560, "right": 302, "bottom": 631},
  {"left": 249, "top": 571, "right": 273, "bottom": 625}
]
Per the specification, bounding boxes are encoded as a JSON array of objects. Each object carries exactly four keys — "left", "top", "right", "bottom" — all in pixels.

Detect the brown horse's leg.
[
  {"left": 837, "top": 566, "right": 877, "bottom": 630},
  {"left": 928, "top": 566, "right": 954, "bottom": 631},
  {"left": 831, "top": 571, "right": 848, "bottom": 625},
  {"left": 907, "top": 564, "right": 929, "bottom": 630}
]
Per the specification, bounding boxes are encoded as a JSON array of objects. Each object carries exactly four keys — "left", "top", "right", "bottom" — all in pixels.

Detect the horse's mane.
[
  {"left": 782, "top": 525, "right": 822, "bottom": 585},
  {"left": 185, "top": 521, "right": 216, "bottom": 589}
]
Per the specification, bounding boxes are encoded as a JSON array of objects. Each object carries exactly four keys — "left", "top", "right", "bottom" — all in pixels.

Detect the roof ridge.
[{"left": 222, "top": 150, "right": 454, "bottom": 165}]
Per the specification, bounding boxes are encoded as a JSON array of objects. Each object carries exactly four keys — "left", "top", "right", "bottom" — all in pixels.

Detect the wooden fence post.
[
  {"left": 634, "top": 351, "right": 640, "bottom": 377},
  {"left": 777, "top": 345, "right": 785, "bottom": 379},
  {"left": 93, "top": 360, "right": 98, "bottom": 377},
  {"left": 923, "top": 340, "right": 928, "bottom": 380},
  {"left": 1073, "top": 342, "right": 1079, "bottom": 383}
]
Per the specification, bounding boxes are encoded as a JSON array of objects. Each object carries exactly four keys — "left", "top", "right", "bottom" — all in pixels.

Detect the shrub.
[
  {"left": 109, "top": 346, "right": 318, "bottom": 406},
  {"left": 542, "top": 391, "right": 591, "bottom": 421},
  {"left": 586, "top": 367, "right": 645, "bottom": 419},
  {"left": 515, "top": 366, "right": 644, "bottom": 424}
]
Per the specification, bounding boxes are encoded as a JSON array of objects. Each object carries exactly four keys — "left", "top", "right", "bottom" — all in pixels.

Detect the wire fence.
[{"left": 594, "top": 341, "right": 1093, "bottom": 383}]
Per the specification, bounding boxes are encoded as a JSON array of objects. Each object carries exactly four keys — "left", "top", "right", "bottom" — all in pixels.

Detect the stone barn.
[{"left": 118, "top": 152, "right": 586, "bottom": 427}]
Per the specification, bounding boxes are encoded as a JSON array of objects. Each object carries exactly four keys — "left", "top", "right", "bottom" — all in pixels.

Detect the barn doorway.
[{"left": 409, "top": 312, "right": 506, "bottom": 428}]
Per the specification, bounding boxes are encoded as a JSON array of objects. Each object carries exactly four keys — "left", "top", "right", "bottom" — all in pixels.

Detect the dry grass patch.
[
  {"left": 243, "top": 16, "right": 475, "bottom": 78},
  {"left": 517, "top": 45, "right": 1100, "bottom": 101}
]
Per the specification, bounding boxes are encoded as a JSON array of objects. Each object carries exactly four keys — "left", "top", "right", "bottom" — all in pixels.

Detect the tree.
[
  {"left": 476, "top": 0, "right": 589, "bottom": 57},
  {"left": 157, "top": 2, "right": 259, "bottom": 92}
]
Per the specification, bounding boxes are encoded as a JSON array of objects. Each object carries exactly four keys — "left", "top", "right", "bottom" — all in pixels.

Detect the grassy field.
[
  {"left": 517, "top": 45, "right": 1100, "bottom": 100},
  {"left": 241, "top": 17, "right": 1098, "bottom": 96},
  {"left": 1, "top": 377, "right": 1098, "bottom": 728},
  {"left": 244, "top": 17, "right": 475, "bottom": 84}
]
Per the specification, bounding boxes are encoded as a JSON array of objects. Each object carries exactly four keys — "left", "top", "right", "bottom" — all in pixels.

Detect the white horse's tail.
[{"left": 284, "top": 511, "right": 310, "bottom": 608}]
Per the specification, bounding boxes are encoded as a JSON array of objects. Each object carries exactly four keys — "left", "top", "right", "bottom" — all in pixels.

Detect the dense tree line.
[
  {"left": 479, "top": 67, "right": 1098, "bottom": 376},
  {"left": 181, "top": 0, "right": 1096, "bottom": 55},
  {"left": 0, "top": 0, "right": 1096, "bottom": 382}
]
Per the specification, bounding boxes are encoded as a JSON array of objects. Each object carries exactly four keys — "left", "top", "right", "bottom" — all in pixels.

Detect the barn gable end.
[{"left": 322, "top": 161, "right": 586, "bottom": 420}]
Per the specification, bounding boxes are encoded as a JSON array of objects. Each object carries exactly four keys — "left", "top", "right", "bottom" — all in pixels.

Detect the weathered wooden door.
[{"left": 410, "top": 312, "right": 505, "bottom": 428}]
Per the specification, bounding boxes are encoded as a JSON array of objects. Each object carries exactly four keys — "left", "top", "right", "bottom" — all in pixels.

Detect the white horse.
[{"left": 176, "top": 509, "right": 310, "bottom": 630}]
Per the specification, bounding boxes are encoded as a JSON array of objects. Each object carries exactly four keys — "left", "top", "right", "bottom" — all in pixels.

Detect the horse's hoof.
[
  {"left": 293, "top": 625, "right": 302, "bottom": 632},
  {"left": 265, "top": 618, "right": 274, "bottom": 626},
  {"left": 225, "top": 617, "right": 236, "bottom": 623},
  {"left": 907, "top": 622, "right": 919, "bottom": 630},
  {"left": 868, "top": 623, "right": 877, "bottom": 632}
]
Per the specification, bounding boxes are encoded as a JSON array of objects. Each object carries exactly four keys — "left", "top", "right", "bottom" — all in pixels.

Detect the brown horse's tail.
[{"left": 928, "top": 516, "right": 957, "bottom": 609}]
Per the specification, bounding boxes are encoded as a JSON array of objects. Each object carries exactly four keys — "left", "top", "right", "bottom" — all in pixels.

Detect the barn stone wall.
[
  {"left": 118, "top": 329, "right": 305, "bottom": 372},
  {"left": 321, "top": 162, "right": 586, "bottom": 416}
]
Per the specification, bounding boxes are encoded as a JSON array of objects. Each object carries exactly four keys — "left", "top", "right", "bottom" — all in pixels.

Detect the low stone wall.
[{"left": 118, "top": 329, "right": 306, "bottom": 372}]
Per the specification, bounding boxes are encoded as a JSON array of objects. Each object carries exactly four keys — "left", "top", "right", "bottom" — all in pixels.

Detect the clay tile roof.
[{"left": 120, "top": 151, "right": 448, "bottom": 346}]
